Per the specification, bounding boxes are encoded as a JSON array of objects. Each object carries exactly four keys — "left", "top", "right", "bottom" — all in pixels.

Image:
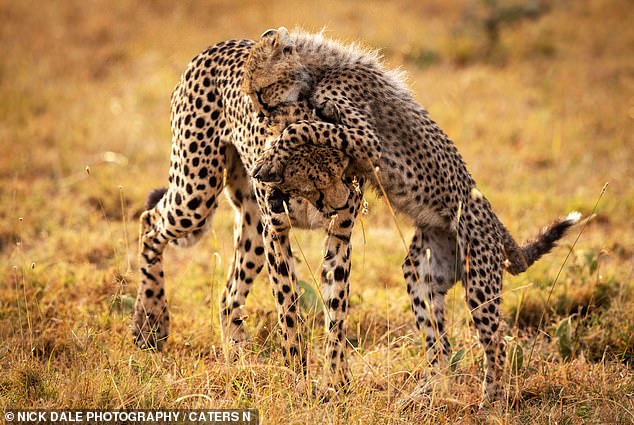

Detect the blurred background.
[{"left": 1, "top": 0, "right": 632, "bottom": 422}]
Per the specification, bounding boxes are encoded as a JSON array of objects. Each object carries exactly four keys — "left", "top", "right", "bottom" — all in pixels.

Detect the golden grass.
[{"left": 1, "top": 0, "right": 633, "bottom": 423}]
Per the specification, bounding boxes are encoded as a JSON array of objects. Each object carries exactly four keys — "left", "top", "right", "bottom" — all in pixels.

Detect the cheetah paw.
[{"left": 132, "top": 309, "right": 169, "bottom": 351}]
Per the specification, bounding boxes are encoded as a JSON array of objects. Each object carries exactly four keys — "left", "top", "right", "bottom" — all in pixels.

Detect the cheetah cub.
[{"left": 244, "top": 27, "right": 581, "bottom": 403}]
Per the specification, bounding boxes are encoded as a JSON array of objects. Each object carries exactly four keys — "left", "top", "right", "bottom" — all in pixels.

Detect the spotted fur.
[
  {"left": 131, "top": 36, "right": 363, "bottom": 378},
  {"left": 245, "top": 27, "right": 581, "bottom": 401}
]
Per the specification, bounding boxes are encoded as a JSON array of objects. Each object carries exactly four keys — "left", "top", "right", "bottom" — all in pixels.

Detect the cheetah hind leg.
[
  {"left": 133, "top": 207, "right": 170, "bottom": 350},
  {"left": 457, "top": 201, "right": 508, "bottom": 405},
  {"left": 133, "top": 177, "right": 222, "bottom": 350}
]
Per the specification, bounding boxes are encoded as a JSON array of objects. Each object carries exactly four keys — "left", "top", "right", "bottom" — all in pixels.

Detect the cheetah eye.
[{"left": 282, "top": 45, "right": 294, "bottom": 56}]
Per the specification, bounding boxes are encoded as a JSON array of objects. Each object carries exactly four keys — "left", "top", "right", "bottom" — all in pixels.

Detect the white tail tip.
[{"left": 566, "top": 211, "right": 582, "bottom": 224}]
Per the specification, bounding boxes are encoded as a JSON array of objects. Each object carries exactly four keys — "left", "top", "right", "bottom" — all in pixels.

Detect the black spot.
[
  {"left": 475, "top": 288, "right": 485, "bottom": 303},
  {"left": 141, "top": 268, "right": 156, "bottom": 282},
  {"left": 469, "top": 298, "right": 478, "bottom": 310},
  {"left": 334, "top": 266, "right": 345, "bottom": 281},
  {"left": 145, "top": 289, "right": 154, "bottom": 298},
  {"left": 285, "top": 316, "right": 294, "bottom": 328},
  {"left": 205, "top": 196, "right": 216, "bottom": 208},
  {"left": 278, "top": 262, "right": 289, "bottom": 277},
  {"left": 195, "top": 118, "right": 205, "bottom": 128},
  {"left": 187, "top": 197, "right": 201, "bottom": 210},
  {"left": 180, "top": 218, "right": 192, "bottom": 228},
  {"left": 340, "top": 219, "right": 353, "bottom": 228},
  {"left": 167, "top": 212, "right": 176, "bottom": 226}
]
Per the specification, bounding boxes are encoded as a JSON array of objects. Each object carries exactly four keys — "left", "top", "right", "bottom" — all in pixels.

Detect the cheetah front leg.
[
  {"left": 253, "top": 183, "right": 305, "bottom": 371},
  {"left": 319, "top": 178, "right": 363, "bottom": 386}
]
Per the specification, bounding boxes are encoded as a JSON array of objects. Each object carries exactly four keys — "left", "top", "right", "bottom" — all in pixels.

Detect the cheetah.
[
  {"left": 132, "top": 34, "right": 362, "bottom": 374},
  {"left": 244, "top": 27, "right": 581, "bottom": 401}
]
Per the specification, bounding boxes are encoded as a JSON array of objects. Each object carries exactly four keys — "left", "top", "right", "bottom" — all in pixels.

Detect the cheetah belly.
[{"left": 375, "top": 169, "right": 449, "bottom": 229}]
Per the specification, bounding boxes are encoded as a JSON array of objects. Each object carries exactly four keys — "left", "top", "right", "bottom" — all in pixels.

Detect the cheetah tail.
[
  {"left": 506, "top": 212, "right": 581, "bottom": 275},
  {"left": 147, "top": 187, "right": 168, "bottom": 210}
]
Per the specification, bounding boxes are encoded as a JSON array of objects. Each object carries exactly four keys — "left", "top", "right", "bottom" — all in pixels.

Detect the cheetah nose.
[{"left": 252, "top": 162, "right": 282, "bottom": 184}]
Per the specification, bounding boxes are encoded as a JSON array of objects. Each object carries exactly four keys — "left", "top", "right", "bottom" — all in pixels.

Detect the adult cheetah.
[
  {"left": 132, "top": 35, "right": 363, "bottom": 373},
  {"left": 245, "top": 27, "right": 581, "bottom": 401}
]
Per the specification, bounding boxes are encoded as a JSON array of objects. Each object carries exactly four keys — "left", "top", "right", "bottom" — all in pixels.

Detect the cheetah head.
[
  {"left": 276, "top": 144, "right": 351, "bottom": 212},
  {"left": 243, "top": 27, "right": 310, "bottom": 115}
]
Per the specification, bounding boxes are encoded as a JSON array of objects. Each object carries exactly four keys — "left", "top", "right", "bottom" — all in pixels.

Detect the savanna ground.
[{"left": 1, "top": 0, "right": 633, "bottom": 423}]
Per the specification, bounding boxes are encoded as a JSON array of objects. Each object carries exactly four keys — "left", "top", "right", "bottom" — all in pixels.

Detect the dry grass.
[{"left": 1, "top": 0, "right": 633, "bottom": 423}]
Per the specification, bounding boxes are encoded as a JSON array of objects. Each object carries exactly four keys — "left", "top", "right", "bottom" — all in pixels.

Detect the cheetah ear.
[
  {"left": 277, "top": 26, "right": 290, "bottom": 39},
  {"left": 275, "top": 27, "right": 295, "bottom": 56},
  {"left": 260, "top": 28, "right": 278, "bottom": 39}
]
